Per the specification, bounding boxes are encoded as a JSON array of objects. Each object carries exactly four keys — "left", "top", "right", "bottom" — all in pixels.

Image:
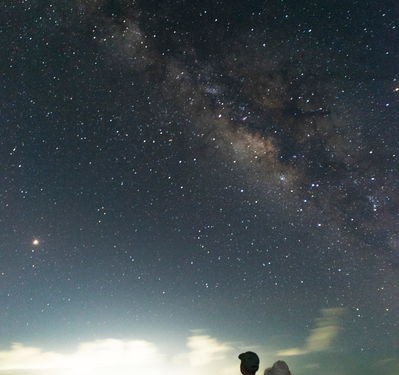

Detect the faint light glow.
[
  {"left": 0, "top": 335, "right": 235, "bottom": 375},
  {"left": 32, "top": 238, "right": 40, "bottom": 246}
]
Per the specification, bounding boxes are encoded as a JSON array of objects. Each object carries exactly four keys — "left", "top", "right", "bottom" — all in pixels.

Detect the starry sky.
[{"left": 1, "top": 1, "right": 398, "bottom": 374}]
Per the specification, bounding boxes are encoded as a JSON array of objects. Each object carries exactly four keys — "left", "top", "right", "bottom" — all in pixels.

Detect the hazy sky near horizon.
[{"left": 1, "top": 1, "right": 398, "bottom": 374}]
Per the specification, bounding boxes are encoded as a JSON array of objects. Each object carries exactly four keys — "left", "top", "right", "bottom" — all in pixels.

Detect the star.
[{"left": 32, "top": 238, "right": 40, "bottom": 246}]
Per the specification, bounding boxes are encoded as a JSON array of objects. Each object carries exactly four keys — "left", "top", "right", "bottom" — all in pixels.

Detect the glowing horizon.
[{"left": 1, "top": 308, "right": 398, "bottom": 375}]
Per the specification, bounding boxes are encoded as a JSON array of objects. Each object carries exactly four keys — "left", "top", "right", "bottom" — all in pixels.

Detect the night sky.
[{"left": 1, "top": 1, "right": 398, "bottom": 374}]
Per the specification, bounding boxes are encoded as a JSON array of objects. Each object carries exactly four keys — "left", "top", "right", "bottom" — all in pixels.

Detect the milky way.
[{"left": 82, "top": 1, "right": 399, "bottom": 265}]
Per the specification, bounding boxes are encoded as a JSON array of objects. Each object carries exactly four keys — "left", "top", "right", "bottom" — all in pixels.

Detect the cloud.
[
  {"left": 0, "top": 343, "right": 64, "bottom": 371},
  {"left": 186, "top": 333, "right": 233, "bottom": 367},
  {"left": 0, "top": 334, "right": 234, "bottom": 375},
  {"left": 276, "top": 308, "right": 346, "bottom": 357}
]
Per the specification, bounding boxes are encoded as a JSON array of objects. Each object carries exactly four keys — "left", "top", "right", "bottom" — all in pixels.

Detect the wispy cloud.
[
  {"left": 276, "top": 308, "right": 346, "bottom": 357},
  {"left": 0, "top": 334, "right": 235, "bottom": 375},
  {"left": 186, "top": 332, "right": 233, "bottom": 366}
]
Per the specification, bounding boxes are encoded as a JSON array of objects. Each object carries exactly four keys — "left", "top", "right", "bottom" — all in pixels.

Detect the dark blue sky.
[{"left": 0, "top": 1, "right": 398, "bottom": 374}]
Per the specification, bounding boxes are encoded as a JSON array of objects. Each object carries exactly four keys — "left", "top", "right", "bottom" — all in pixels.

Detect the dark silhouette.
[{"left": 239, "top": 351, "right": 260, "bottom": 375}]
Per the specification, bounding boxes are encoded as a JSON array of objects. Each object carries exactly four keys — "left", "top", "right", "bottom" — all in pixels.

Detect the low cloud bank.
[{"left": 0, "top": 334, "right": 235, "bottom": 375}]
